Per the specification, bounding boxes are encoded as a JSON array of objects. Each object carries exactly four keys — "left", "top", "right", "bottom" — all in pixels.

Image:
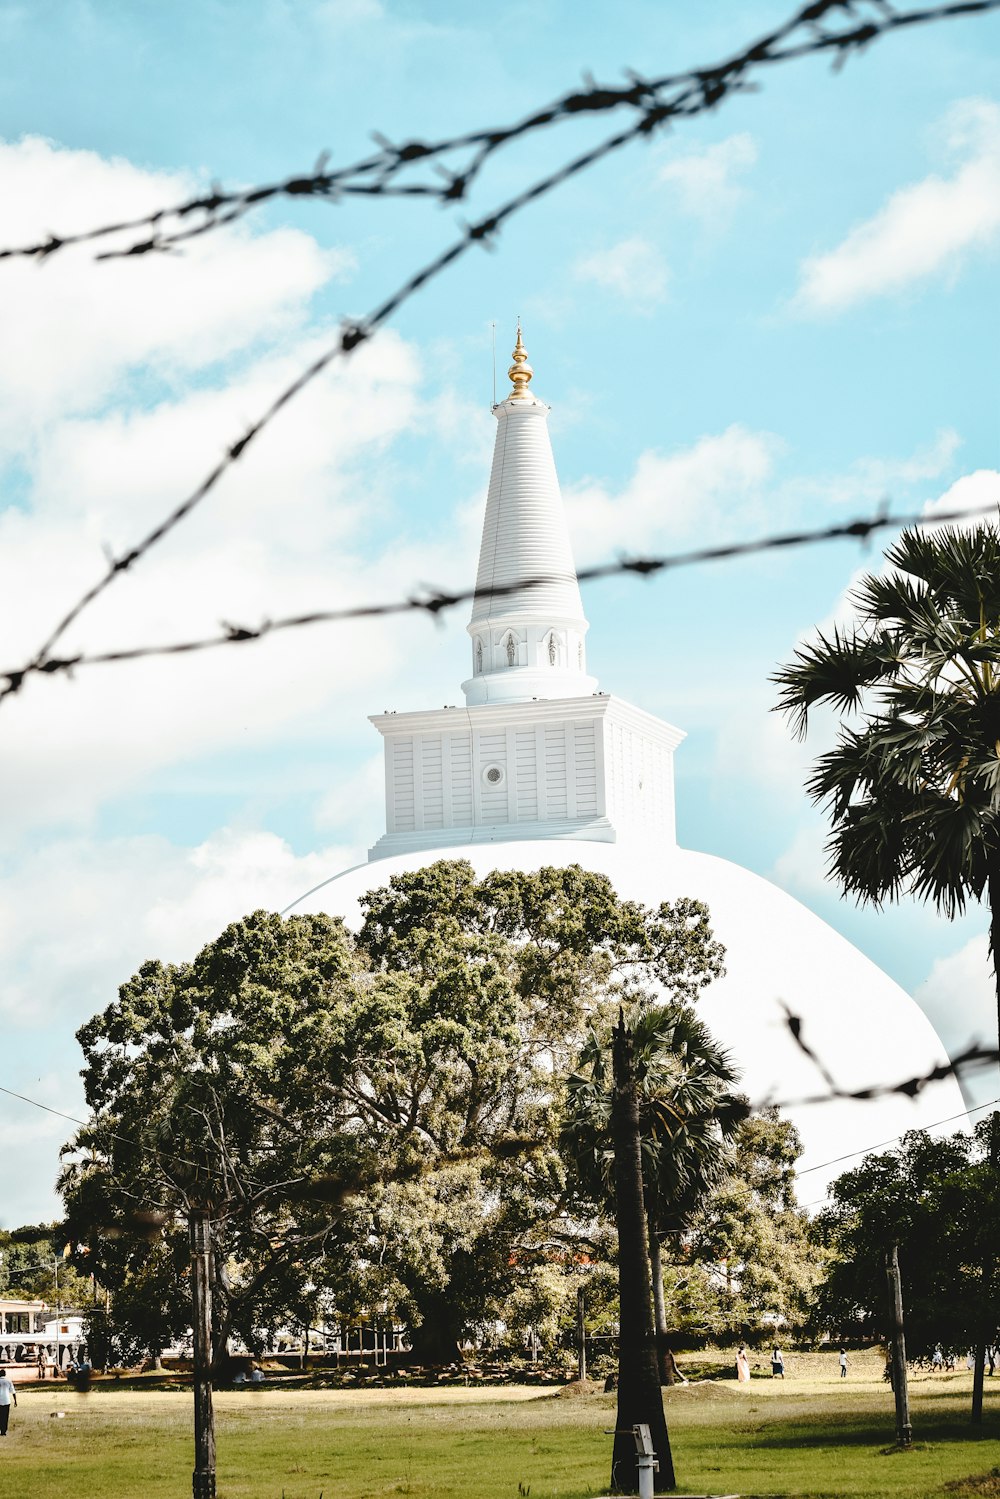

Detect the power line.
[
  {"left": 4, "top": 1045, "right": 996, "bottom": 1191},
  {"left": 798, "top": 1095, "right": 1000, "bottom": 1180},
  {"left": 0, "top": 1081, "right": 272, "bottom": 1200},
  {"left": 0, "top": 0, "right": 996, "bottom": 708},
  {"left": 2, "top": 491, "right": 998, "bottom": 701}
]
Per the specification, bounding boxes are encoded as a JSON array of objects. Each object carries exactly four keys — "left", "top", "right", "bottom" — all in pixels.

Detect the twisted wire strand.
[{"left": 2, "top": 490, "right": 995, "bottom": 697}]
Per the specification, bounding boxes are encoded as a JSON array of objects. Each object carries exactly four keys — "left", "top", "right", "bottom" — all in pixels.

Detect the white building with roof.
[{"left": 291, "top": 329, "right": 968, "bottom": 1198}]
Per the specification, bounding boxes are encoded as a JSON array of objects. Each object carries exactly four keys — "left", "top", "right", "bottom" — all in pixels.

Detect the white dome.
[{"left": 289, "top": 837, "right": 967, "bottom": 1201}]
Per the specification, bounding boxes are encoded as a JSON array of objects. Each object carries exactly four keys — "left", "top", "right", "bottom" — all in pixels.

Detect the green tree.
[
  {"left": 60, "top": 862, "right": 726, "bottom": 1370},
  {"left": 562, "top": 1004, "right": 746, "bottom": 1370},
  {"left": 813, "top": 1122, "right": 1000, "bottom": 1362},
  {"left": 773, "top": 523, "right": 1000, "bottom": 1418},
  {"left": 689, "top": 1110, "right": 822, "bottom": 1340},
  {"left": 348, "top": 860, "right": 726, "bottom": 1359},
  {"left": 0, "top": 1225, "right": 90, "bottom": 1312},
  {"left": 59, "top": 909, "right": 370, "bottom": 1369},
  {"left": 773, "top": 525, "right": 1000, "bottom": 1037}
]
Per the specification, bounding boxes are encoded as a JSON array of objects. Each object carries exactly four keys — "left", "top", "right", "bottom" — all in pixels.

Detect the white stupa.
[{"left": 291, "top": 329, "right": 967, "bottom": 1198}]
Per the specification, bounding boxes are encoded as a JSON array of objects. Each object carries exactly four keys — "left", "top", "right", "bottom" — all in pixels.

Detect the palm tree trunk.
[
  {"left": 610, "top": 1017, "right": 675, "bottom": 1494},
  {"left": 973, "top": 867, "right": 1000, "bottom": 1426},
  {"left": 991, "top": 864, "right": 1000, "bottom": 1089}
]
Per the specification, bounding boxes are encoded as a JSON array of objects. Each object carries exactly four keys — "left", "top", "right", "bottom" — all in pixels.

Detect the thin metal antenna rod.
[{"left": 491, "top": 321, "right": 496, "bottom": 408}]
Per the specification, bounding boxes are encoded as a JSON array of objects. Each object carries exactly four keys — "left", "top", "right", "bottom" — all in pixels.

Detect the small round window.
[{"left": 483, "top": 764, "right": 505, "bottom": 786}]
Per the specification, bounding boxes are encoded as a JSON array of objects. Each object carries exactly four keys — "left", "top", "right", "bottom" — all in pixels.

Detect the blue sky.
[{"left": 1, "top": 0, "right": 999, "bottom": 1225}]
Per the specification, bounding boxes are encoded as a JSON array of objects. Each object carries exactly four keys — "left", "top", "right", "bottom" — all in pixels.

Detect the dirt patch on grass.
[
  {"left": 944, "top": 1470, "right": 1000, "bottom": 1495},
  {"left": 554, "top": 1378, "right": 604, "bottom": 1398}
]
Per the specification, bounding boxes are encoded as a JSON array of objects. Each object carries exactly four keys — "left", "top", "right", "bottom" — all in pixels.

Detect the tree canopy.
[
  {"left": 773, "top": 523, "right": 1000, "bottom": 1046},
  {"left": 60, "top": 860, "right": 729, "bottom": 1365},
  {"left": 813, "top": 1118, "right": 1000, "bottom": 1354}
]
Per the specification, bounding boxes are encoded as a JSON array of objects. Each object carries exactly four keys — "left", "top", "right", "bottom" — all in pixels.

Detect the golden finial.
[{"left": 507, "top": 323, "right": 534, "bottom": 401}]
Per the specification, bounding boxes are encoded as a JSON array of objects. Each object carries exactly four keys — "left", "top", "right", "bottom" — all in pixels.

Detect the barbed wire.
[
  {"left": 775, "top": 1005, "right": 999, "bottom": 1108},
  {"left": 2, "top": 490, "right": 997, "bottom": 699},
  {"left": 1, "top": 0, "right": 996, "bottom": 709},
  {"left": 1, "top": 1, "right": 996, "bottom": 266}
]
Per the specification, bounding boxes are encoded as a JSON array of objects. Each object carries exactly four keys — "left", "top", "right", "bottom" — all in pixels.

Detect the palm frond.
[{"left": 772, "top": 627, "right": 897, "bottom": 738}]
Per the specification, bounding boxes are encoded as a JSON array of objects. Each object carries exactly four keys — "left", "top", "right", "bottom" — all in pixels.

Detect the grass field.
[{"left": 1, "top": 1364, "right": 999, "bottom": 1498}]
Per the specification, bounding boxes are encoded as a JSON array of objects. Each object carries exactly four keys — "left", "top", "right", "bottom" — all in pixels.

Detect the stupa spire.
[
  {"left": 507, "top": 323, "right": 534, "bottom": 401},
  {"left": 462, "top": 326, "right": 597, "bottom": 707}
]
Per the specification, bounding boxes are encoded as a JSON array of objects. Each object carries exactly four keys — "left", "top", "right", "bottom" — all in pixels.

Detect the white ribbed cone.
[{"left": 463, "top": 385, "right": 596, "bottom": 706}]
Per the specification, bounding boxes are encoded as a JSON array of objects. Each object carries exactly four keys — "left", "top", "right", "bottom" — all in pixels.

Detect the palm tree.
[
  {"left": 562, "top": 1002, "right": 747, "bottom": 1491},
  {"left": 772, "top": 520, "right": 1000, "bottom": 1421}
]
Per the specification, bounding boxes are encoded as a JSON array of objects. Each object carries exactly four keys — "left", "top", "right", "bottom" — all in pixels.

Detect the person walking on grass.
[
  {"left": 0, "top": 1369, "right": 17, "bottom": 1436},
  {"left": 771, "top": 1346, "right": 785, "bottom": 1378},
  {"left": 839, "top": 1348, "right": 848, "bottom": 1379}
]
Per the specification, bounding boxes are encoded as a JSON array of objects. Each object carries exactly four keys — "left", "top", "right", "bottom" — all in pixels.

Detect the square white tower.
[{"left": 367, "top": 330, "right": 684, "bottom": 861}]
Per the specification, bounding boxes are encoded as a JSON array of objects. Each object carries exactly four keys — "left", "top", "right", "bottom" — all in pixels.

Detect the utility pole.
[
  {"left": 53, "top": 1252, "right": 60, "bottom": 1374},
  {"left": 190, "top": 1209, "right": 216, "bottom": 1499},
  {"left": 885, "top": 1243, "right": 912, "bottom": 1448},
  {"left": 576, "top": 1283, "right": 587, "bottom": 1383},
  {"left": 973, "top": 1110, "right": 1000, "bottom": 1425}
]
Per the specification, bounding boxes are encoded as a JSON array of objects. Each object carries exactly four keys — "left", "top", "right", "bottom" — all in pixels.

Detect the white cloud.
[
  {"left": 0, "top": 323, "right": 452, "bottom": 837},
  {"left": 572, "top": 236, "right": 669, "bottom": 308},
  {"left": 0, "top": 138, "right": 488, "bottom": 842},
  {"left": 915, "top": 933, "right": 996, "bottom": 1065},
  {"left": 564, "top": 424, "right": 782, "bottom": 564},
  {"left": 794, "top": 429, "right": 962, "bottom": 510},
  {"left": 795, "top": 98, "right": 1000, "bottom": 313},
  {"left": 657, "top": 132, "right": 757, "bottom": 222},
  {"left": 922, "top": 467, "right": 1000, "bottom": 528},
  {"left": 0, "top": 136, "right": 352, "bottom": 441},
  {"left": 0, "top": 828, "right": 359, "bottom": 1033}
]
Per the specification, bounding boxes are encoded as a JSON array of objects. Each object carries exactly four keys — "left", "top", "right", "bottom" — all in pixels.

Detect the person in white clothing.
[{"left": 0, "top": 1369, "right": 17, "bottom": 1437}]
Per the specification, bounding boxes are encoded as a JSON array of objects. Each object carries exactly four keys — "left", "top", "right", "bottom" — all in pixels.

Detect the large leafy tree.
[
  {"left": 61, "top": 862, "right": 726, "bottom": 1367},
  {"left": 348, "top": 860, "right": 726, "bottom": 1359},
  {"left": 60, "top": 909, "right": 370, "bottom": 1368}
]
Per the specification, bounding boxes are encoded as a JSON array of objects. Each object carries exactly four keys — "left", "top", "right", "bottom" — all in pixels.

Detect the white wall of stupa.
[{"left": 290, "top": 328, "right": 968, "bottom": 1200}]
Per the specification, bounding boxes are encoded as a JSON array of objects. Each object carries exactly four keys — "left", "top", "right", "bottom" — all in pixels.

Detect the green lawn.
[{"left": 1, "top": 1368, "right": 999, "bottom": 1498}]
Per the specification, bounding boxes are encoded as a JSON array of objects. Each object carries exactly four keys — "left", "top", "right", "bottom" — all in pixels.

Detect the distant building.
[
  {"left": 291, "top": 329, "right": 967, "bottom": 1197},
  {"left": 0, "top": 1297, "right": 45, "bottom": 1337},
  {"left": 0, "top": 1297, "right": 85, "bottom": 1371}
]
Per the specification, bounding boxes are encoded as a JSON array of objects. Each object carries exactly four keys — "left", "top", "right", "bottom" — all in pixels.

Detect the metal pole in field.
[
  {"left": 190, "top": 1209, "right": 216, "bottom": 1499},
  {"left": 885, "top": 1243, "right": 912, "bottom": 1448},
  {"left": 54, "top": 1254, "right": 60, "bottom": 1374},
  {"left": 576, "top": 1284, "right": 586, "bottom": 1383}
]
